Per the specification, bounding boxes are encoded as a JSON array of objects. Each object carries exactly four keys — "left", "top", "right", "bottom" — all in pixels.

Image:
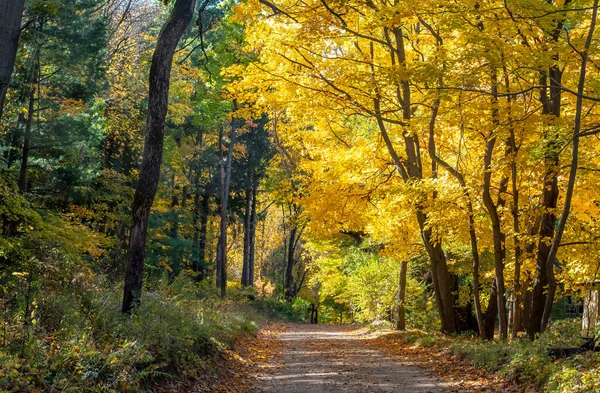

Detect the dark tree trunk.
[
  {"left": 198, "top": 191, "right": 209, "bottom": 280},
  {"left": 429, "top": 153, "right": 485, "bottom": 337},
  {"left": 521, "top": 281, "right": 533, "bottom": 331},
  {"left": 482, "top": 136, "right": 509, "bottom": 340},
  {"left": 528, "top": 68, "right": 561, "bottom": 338},
  {"left": 482, "top": 70, "right": 510, "bottom": 340},
  {"left": 248, "top": 179, "right": 258, "bottom": 286},
  {"left": 5, "top": 129, "right": 20, "bottom": 168},
  {"left": 396, "top": 260, "right": 408, "bottom": 330},
  {"left": 216, "top": 129, "right": 225, "bottom": 290},
  {"left": 502, "top": 62, "right": 524, "bottom": 339},
  {"left": 540, "top": 2, "right": 597, "bottom": 333},
  {"left": 373, "top": 27, "right": 457, "bottom": 333},
  {"left": 241, "top": 180, "right": 255, "bottom": 286},
  {"left": 122, "top": 0, "right": 196, "bottom": 313},
  {"left": 527, "top": 0, "right": 571, "bottom": 338},
  {"left": 170, "top": 185, "right": 186, "bottom": 274},
  {"left": 0, "top": 0, "right": 25, "bottom": 121},
  {"left": 112, "top": 221, "right": 128, "bottom": 277},
  {"left": 509, "top": 131, "right": 523, "bottom": 338},
  {"left": 18, "top": 87, "right": 34, "bottom": 194},
  {"left": 192, "top": 184, "right": 210, "bottom": 281},
  {"left": 417, "top": 211, "right": 456, "bottom": 333},
  {"left": 170, "top": 192, "right": 179, "bottom": 236},
  {"left": 309, "top": 304, "right": 319, "bottom": 324},
  {"left": 284, "top": 226, "right": 298, "bottom": 301},
  {"left": 484, "top": 279, "right": 498, "bottom": 340},
  {"left": 217, "top": 107, "right": 236, "bottom": 297}
]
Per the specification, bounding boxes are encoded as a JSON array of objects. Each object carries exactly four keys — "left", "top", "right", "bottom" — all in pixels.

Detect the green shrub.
[
  {"left": 414, "top": 334, "right": 437, "bottom": 348},
  {"left": 451, "top": 340, "right": 511, "bottom": 371}
]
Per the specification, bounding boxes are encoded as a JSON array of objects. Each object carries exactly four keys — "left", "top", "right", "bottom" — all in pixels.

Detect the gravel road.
[{"left": 256, "top": 324, "right": 450, "bottom": 393}]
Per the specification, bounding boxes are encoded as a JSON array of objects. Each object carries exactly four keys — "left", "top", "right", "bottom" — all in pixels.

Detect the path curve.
[{"left": 255, "top": 324, "right": 450, "bottom": 393}]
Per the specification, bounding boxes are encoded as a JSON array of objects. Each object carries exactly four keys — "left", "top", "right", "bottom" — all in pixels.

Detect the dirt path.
[{"left": 254, "top": 324, "right": 450, "bottom": 393}]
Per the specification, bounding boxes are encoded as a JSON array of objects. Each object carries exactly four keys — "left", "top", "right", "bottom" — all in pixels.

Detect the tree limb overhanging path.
[{"left": 253, "top": 324, "right": 449, "bottom": 393}]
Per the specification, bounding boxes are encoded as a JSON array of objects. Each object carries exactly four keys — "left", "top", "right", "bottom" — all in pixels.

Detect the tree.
[
  {"left": 122, "top": 0, "right": 197, "bottom": 313},
  {"left": 0, "top": 0, "right": 25, "bottom": 120},
  {"left": 216, "top": 110, "right": 236, "bottom": 297},
  {"left": 231, "top": 0, "right": 600, "bottom": 337}
]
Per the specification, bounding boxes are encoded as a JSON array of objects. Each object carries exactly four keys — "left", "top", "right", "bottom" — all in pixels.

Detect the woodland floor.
[{"left": 212, "top": 323, "right": 529, "bottom": 393}]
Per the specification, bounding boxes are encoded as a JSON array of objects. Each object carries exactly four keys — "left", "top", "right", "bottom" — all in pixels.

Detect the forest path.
[{"left": 254, "top": 324, "right": 451, "bottom": 393}]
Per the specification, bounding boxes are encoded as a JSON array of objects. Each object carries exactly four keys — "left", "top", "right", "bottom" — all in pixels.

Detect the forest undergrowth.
[
  {"left": 364, "top": 320, "right": 600, "bottom": 393},
  {"left": 0, "top": 272, "right": 304, "bottom": 393}
]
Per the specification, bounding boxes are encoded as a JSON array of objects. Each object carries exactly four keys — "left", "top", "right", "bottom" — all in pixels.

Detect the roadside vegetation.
[{"left": 1, "top": 270, "right": 303, "bottom": 392}]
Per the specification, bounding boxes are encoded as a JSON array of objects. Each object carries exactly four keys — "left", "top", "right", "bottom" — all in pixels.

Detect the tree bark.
[
  {"left": 248, "top": 178, "right": 258, "bottom": 286},
  {"left": 193, "top": 184, "right": 210, "bottom": 281},
  {"left": 284, "top": 225, "right": 298, "bottom": 301},
  {"left": 0, "top": 0, "right": 25, "bottom": 121},
  {"left": 17, "top": 88, "right": 34, "bottom": 194},
  {"left": 429, "top": 151, "right": 485, "bottom": 337},
  {"left": 484, "top": 279, "right": 498, "bottom": 340},
  {"left": 480, "top": 68, "right": 513, "bottom": 340},
  {"left": 373, "top": 28, "right": 457, "bottom": 333},
  {"left": 217, "top": 106, "right": 237, "bottom": 297},
  {"left": 4, "top": 127, "right": 20, "bottom": 168},
  {"left": 242, "top": 173, "right": 255, "bottom": 286},
  {"left": 170, "top": 185, "right": 186, "bottom": 274},
  {"left": 528, "top": 70, "right": 561, "bottom": 337},
  {"left": 482, "top": 135, "right": 509, "bottom": 340},
  {"left": 527, "top": 0, "right": 571, "bottom": 338},
  {"left": 396, "top": 260, "right": 408, "bottom": 330},
  {"left": 122, "top": 0, "right": 196, "bottom": 313},
  {"left": 540, "top": 0, "right": 598, "bottom": 333},
  {"left": 198, "top": 190, "right": 209, "bottom": 280}
]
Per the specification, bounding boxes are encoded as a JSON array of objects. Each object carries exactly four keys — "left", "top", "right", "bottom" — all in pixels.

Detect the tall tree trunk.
[
  {"left": 192, "top": 182, "right": 210, "bottom": 281},
  {"left": 170, "top": 185, "right": 186, "bottom": 274},
  {"left": 374, "top": 84, "right": 456, "bottom": 333},
  {"left": 122, "top": 0, "right": 196, "bottom": 313},
  {"left": 527, "top": 0, "right": 571, "bottom": 339},
  {"left": 482, "top": 136, "right": 509, "bottom": 340},
  {"left": 198, "top": 190, "right": 209, "bottom": 280},
  {"left": 528, "top": 69, "right": 561, "bottom": 337},
  {"left": 417, "top": 211, "right": 456, "bottom": 333},
  {"left": 540, "top": 0, "right": 598, "bottom": 333},
  {"left": 429, "top": 151, "right": 485, "bottom": 337},
  {"left": 241, "top": 180, "right": 254, "bottom": 286},
  {"left": 521, "top": 279, "right": 533, "bottom": 331},
  {"left": 466, "top": 206, "right": 485, "bottom": 337},
  {"left": 18, "top": 87, "right": 34, "bottom": 194},
  {"left": 170, "top": 190, "right": 179, "bottom": 236},
  {"left": 284, "top": 226, "right": 298, "bottom": 301},
  {"left": 216, "top": 128, "right": 224, "bottom": 290},
  {"left": 0, "top": 0, "right": 25, "bottom": 121},
  {"left": 396, "top": 260, "right": 408, "bottom": 330},
  {"left": 192, "top": 183, "right": 201, "bottom": 275},
  {"left": 373, "top": 28, "right": 457, "bottom": 334},
  {"left": 481, "top": 70, "right": 510, "bottom": 340},
  {"left": 217, "top": 107, "right": 237, "bottom": 297},
  {"left": 5, "top": 129, "right": 20, "bottom": 168},
  {"left": 248, "top": 178, "right": 258, "bottom": 286},
  {"left": 484, "top": 279, "right": 499, "bottom": 340},
  {"left": 501, "top": 58, "right": 524, "bottom": 338},
  {"left": 509, "top": 140, "right": 523, "bottom": 338}
]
